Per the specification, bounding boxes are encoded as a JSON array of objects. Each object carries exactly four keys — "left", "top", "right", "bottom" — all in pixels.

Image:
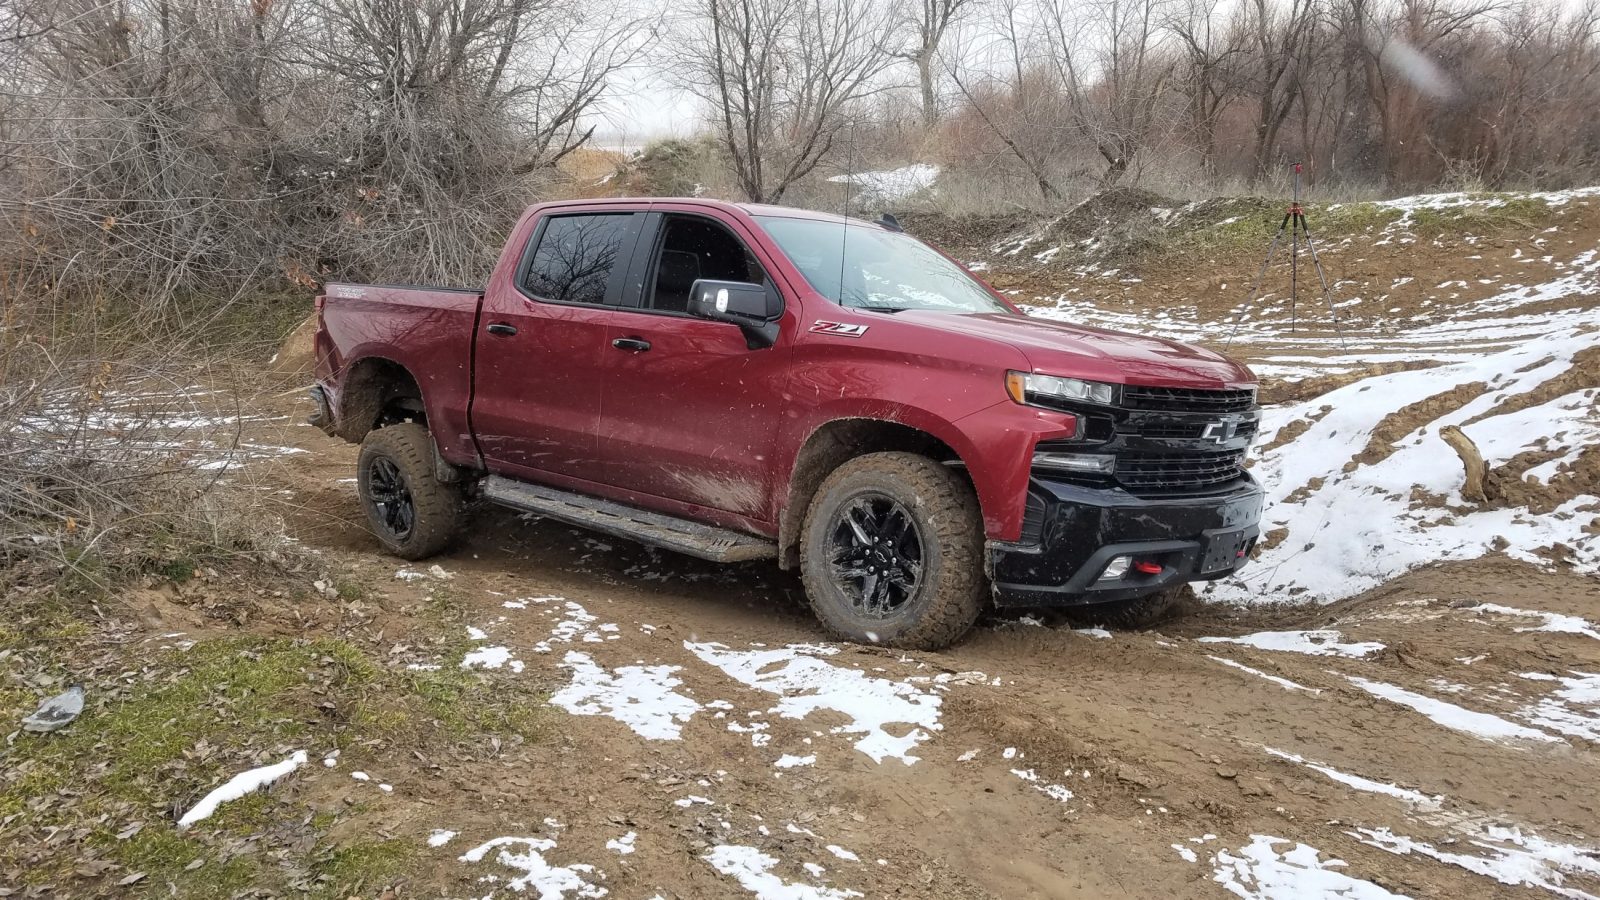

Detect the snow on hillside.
[
  {"left": 1206, "top": 312, "right": 1599, "bottom": 604},
  {"left": 830, "top": 164, "right": 938, "bottom": 205}
]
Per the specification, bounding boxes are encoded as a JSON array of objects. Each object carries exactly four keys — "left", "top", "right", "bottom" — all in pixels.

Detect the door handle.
[
  {"left": 612, "top": 337, "right": 651, "bottom": 352},
  {"left": 486, "top": 322, "right": 517, "bottom": 336}
]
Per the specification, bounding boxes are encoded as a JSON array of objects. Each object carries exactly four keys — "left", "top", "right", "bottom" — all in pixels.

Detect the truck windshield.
[{"left": 755, "top": 216, "right": 1011, "bottom": 314}]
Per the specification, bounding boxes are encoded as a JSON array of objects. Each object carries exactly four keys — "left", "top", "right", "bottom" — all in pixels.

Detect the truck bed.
[{"left": 315, "top": 282, "right": 484, "bottom": 464}]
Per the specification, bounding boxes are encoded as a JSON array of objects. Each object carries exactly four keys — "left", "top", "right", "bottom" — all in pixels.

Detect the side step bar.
[{"left": 482, "top": 475, "right": 777, "bottom": 563}]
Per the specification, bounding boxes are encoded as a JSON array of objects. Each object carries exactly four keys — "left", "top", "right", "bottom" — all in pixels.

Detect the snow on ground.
[
  {"left": 685, "top": 642, "right": 942, "bottom": 765},
  {"left": 1009, "top": 767, "right": 1076, "bottom": 803},
  {"left": 550, "top": 651, "right": 702, "bottom": 740},
  {"left": 1352, "top": 823, "right": 1600, "bottom": 897},
  {"left": 176, "top": 750, "right": 307, "bottom": 829},
  {"left": 704, "top": 844, "right": 864, "bottom": 900},
  {"left": 1205, "top": 835, "right": 1407, "bottom": 899},
  {"left": 1516, "top": 671, "right": 1600, "bottom": 741},
  {"left": 457, "top": 835, "right": 607, "bottom": 898},
  {"left": 1208, "top": 656, "right": 1322, "bottom": 694},
  {"left": 1346, "top": 676, "right": 1563, "bottom": 745},
  {"left": 1470, "top": 605, "right": 1600, "bottom": 641},
  {"left": 1208, "top": 311, "right": 1600, "bottom": 605},
  {"left": 461, "top": 645, "right": 524, "bottom": 673},
  {"left": 1198, "top": 630, "right": 1385, "bottom": 658},
  {"left": 828, "top": 164, "right": 938, "bottom": 205},
  {"left": 1263, "top": 749, "right": 1443, "bottom": 811}
]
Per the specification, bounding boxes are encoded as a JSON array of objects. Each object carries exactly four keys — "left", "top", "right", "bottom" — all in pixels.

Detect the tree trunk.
[{"left": 917, "top": 53, "right": 938, "bottom": 128}]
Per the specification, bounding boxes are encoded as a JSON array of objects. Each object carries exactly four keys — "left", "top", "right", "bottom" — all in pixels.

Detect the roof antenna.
[{"left": 878, "top": 212, "right": 903, "bottom": 232}]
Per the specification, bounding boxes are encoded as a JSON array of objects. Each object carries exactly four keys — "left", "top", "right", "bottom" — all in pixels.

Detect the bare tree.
[
  {"left": 1242, "top": 0, "right": 1320, "bottom": 180},
  {"left": 1168, "top": 0, "right": 1248, "bottom": 178},
  {"left": 1039, "top": 0, "right": 1176, "bottom": 185},
  {"left": 681, "top": 0, "right": 893, "bottom": 202},
  {"left": 891, "top": 0, "right": 981, "bottom": 127}
]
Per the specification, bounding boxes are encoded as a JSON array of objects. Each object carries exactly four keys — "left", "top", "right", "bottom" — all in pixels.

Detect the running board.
[{"left": 482, "top": 475, "right": 777, "bottom": 563}]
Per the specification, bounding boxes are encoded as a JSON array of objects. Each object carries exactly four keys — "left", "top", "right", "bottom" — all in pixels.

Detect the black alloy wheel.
[
  {"left": 365, "top": 456, "right": 415, "bottom": 540},
  {"left": 827, "top": 493, "right": 925, "bottom": 618}
]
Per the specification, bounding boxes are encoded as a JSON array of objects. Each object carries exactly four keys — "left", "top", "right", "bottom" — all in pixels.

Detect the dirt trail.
[{"left": 238, "top": 400, "right": 1600, "bottom": 900}]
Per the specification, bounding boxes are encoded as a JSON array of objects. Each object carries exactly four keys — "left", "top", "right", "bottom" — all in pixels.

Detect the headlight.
[{"left": 1005, "top": 371, "right": 1119, "bottom": 408}]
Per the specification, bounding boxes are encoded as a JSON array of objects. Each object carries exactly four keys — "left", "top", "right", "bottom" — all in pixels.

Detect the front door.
[
  {"left": 472, "top": 209, "right": 643, "bottom": 482},
  {"left": 597, "top": 209, "right": 794, "bottom": 523}
]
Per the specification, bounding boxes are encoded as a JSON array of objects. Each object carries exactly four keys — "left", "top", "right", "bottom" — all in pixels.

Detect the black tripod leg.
[
  {"left": 1299, "top": 215, "right": 1350, "bottom": 351},
  {"left": 1227, "top": 214, "right": 1291, "bottom": 350}
]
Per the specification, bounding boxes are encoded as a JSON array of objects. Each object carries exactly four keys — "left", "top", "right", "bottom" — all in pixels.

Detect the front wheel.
[
  {"left": 356, "top": 423, "right": 463, "bottom": 560},
  {"left": 800, "top": 452, "right": 986, "bottom": 650}
]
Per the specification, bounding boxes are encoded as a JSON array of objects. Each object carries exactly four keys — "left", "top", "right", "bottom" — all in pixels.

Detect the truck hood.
[{"left": 898, "top": 311, "right": 1254, "bottom": 387}]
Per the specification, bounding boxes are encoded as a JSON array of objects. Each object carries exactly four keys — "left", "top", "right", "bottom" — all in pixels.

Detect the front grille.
[
  {"left": 1123, "top": 385, "right": 1256, "bottom": 413},
  {"left": 1125, "top": 418, "right": 1259, "bottom": 441},
  {"left": 1116, "top": 449, "right": 1246, "bottom": 494}
]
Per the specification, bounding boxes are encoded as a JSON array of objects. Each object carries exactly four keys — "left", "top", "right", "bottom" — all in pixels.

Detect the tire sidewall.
[
  {"left": 801, "top": 454, "right": 983, "bottom": 647},
  {"left": 356, "top": 424, "right": 459, "bottom": 560}
]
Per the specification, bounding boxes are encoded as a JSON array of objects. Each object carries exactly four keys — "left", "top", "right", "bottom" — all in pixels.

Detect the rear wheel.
[
  {"left": 357, "top": 423, "right": 463, "bottom": 560},
  {"left": 800, "top": 452, "right": 986, "bottom": 650}
]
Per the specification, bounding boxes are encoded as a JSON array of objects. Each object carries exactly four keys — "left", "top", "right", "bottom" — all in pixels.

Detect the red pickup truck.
[{"left": 312, "top": 198, "right": 1263, "bottom": 649}]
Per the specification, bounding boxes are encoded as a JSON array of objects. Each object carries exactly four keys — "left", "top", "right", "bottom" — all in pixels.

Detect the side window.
[
  {"left": 648, "top": 217, "right": 766, "bottom": 314},
  {"left": 523, "top": 213, "right": 635, "bottom": 305}
]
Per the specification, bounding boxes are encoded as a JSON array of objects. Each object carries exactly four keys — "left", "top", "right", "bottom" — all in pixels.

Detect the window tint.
[
  {"left": 648, "top": 217, "right": 765, "bottom": 313},
  {"left": 523, "top": 213, "right": 634, "bottom": 305}
]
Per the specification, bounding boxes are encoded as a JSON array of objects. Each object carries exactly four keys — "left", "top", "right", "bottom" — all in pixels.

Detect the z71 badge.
[{"left": 809, "top": 320, "right": 869, "bottom": 337}]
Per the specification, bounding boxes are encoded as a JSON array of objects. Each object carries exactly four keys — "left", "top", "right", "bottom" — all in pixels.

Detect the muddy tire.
[
  {"left": 356, "top": 423, "right": 463, "bottom": 560},
  {"left": 1071, "top": 584, "right": 1194, "bottom": 630},
  {"left": 800, "top": 452, "right": 986, "bottom": 650}
]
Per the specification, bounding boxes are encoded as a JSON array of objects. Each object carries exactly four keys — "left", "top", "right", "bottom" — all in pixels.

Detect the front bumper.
[{"left": 989, "top": 475, "right": 1264, "bottom": 607}]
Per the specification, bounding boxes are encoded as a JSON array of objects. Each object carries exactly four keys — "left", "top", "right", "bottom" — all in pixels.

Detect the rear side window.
[{"left": 523, "top": 213, "right": 635, "bottom": 305}]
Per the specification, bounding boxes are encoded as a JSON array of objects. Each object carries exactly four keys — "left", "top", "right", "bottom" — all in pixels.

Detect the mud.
[{"left": 222, "top": 392, "right": 1600, "bottom": 899}]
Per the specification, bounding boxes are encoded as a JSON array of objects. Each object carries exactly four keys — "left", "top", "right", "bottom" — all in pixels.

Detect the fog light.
[{"left": 1099, "top": 556, "right": 1131, "bottom": 580}]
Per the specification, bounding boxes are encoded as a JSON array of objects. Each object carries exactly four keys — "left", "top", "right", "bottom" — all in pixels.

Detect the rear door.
[
  {"left": 596, "top": 207, "right": 795, "bottom": 523},
  {"left": 471, "top": 208, "right": 644, "bottom": 482}
]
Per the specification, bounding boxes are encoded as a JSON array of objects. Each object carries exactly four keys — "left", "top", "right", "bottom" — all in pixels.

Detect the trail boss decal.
[{"left": 809, "top": 320, "right": 869, "bottom": 337}]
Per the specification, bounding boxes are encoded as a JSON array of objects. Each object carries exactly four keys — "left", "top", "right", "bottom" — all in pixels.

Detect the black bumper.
[{"left": 990, "top": 476, "right": 1264, "bottom": 607}]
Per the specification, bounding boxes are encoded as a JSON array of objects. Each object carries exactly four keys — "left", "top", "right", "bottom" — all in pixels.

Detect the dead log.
[{"left": 1439, "top": 425, "right": 1487, "bottom": 503}]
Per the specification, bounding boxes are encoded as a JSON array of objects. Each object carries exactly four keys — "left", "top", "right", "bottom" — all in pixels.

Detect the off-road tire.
[
  {"left": 800, "top": 452, "right": 986, "bottom": 650},
  {"left": 1071, "top": 584, "right": 1194, "bottom": 630},
  {"left": 356, "top": 423, "right": 463, "bottom": 560}
]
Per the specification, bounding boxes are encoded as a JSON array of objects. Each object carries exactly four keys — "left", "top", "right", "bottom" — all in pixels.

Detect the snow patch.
[
  {"left": 461, "top": 645, "right": 524, "bottom": 674},
  {"left": 828, "top": 164, "right": 939, "bottom": 204},
  {"left": 1353, "top": 824, "right": 1600, "bottom": 897},
  {"left": 1347, "top": 676, "right": 1562, "bottom": 745},
  {"left": 177, "top": 750, "right": 307, "bottom": 829},
  {"left": 1516, "top": 671, "right": 1600, "bottom": 741},
  {"left": 686, "top": 642, "right": 942, "bottom": 765},
  {"left": 458, "top": 836, "right": 607, "bottom": 898},
  {"left": 1198, "top": 630, "right": 1384, "bottom": 658},
  {"left": 704, "top": 845, "right": 864, "bottom": 899},
  {"left": 1010, "top": 768, "right": 1075, "bottom": 803},
  {"left": 550, "top": 651, "right": 701, "bottom": 740},
  {"left": 1210, "top": 835, "right": 1408, "bottom": 899},
  {"left": 428, "top": 829, "right": 457, "bottom": 847},
  {"left": 606, "top": 832, "right": 636, "bottom": 855},
  {"left": 1209, "top": 656, "right": 1323, "bottom": 693},
  {"left": 1264, "top": 748, "right": 1442, "bottom": 810}
]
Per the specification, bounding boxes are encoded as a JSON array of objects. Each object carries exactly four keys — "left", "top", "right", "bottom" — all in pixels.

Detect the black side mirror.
[{"left": 687, "top": 279, "right": 782, "bottom": 348}]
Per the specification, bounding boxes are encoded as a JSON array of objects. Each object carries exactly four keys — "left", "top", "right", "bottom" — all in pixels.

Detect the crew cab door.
[
  {"left": 596, "top": 208, "right": 795, "bottom": 523},
  {"left": 471, "top": 208, "right": 644, "bottom": 481}
]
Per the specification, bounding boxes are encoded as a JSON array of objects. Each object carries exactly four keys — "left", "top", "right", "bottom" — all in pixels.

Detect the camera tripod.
[{"left": 1226, "top": 163, "right": 1349, "bottom": 350}]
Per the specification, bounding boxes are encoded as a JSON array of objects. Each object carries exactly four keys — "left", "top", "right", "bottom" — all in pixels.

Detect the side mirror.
[{"left": 687, "top": 279, "right": 782, "bottom": 348}]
